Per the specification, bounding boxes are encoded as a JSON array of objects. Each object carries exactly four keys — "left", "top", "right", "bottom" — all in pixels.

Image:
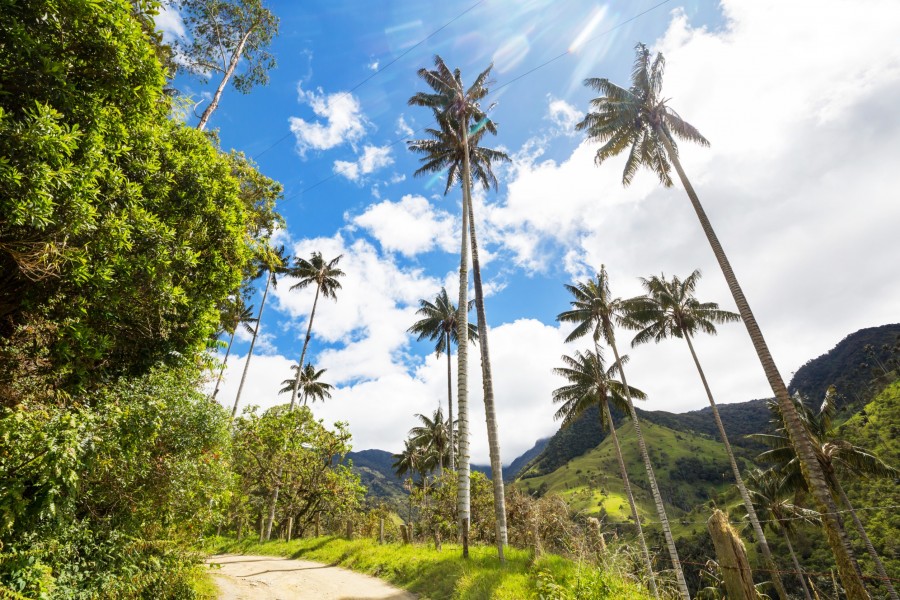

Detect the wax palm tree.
[
  {"left": 393, "top": 438, "right": 428, "bottom": 528},
  {"left": 627, "top": 269, "right": 787, "bottom": 599},
  {"left": 755, "top": 389, "right": 899, "bottom": 599},
  {"left": 552, "top": 349, "right": 659, "bottom": 598},
  {"left": 232, "top": 244, "right": 289, "bottom": 418},
  {"left": 278, "top": 363, "right": 333, "bottom": 406},
  {"left": 409, "top": 54, "right": 510, "bottom": 559},
  {"left": 577, "top": 42, "right": 867, "bottom": 599},
  {"left": 407, "top": 288, "right": 477, "bottom": 472},
  {"left": 557, "top": 266, "right": 689, "bottom": 599},
  {"left": 285, "top": 252, "right": 344, "bottom": 411},
  {"left": 409, "top": 408, "right": 452, "bottom": 478},
  {"left": 212, "top": 296, "right": 256, "bottom": 400},
  {"left": 264, "top": 252, "right": 344, "bottom": 540},
  {"left": 744, "top": 469, "right": 820, "bottom": 600}
]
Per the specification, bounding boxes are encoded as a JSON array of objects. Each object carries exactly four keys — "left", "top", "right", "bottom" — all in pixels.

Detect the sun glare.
[{"left": 568, "top": 6, "right": 607, "bottom": 53}]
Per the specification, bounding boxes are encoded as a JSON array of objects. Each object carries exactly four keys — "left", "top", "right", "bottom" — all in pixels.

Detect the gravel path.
[{"left": 205, "top": 554, "right": 418, "bottom": 600}]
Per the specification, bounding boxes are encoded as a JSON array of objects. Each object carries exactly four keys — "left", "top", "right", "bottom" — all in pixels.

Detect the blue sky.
[{"left": 159, "top": 0, "right": 900, "bottom": 463}]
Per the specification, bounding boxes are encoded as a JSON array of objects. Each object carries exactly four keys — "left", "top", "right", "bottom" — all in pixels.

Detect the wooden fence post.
[
  {"left": 707, "top": 509, "right": 756, "bottom": 600},
  {"left": 379, "top": 518, "right": 385, "bottom": 544}
]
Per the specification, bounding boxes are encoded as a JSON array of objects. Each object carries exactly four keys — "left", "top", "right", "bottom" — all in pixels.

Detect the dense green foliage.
[
  {"left": 228, "top": 405, "right": 363, "bottom": 540},
  {"left": 0, "top": 0, "right": 279, "bottom": 393},
  {"left": 0, "top": 367, "right": 232, "bottom": 598},
  {"left": 0, "top": 1, "right": 283, "bottom": 596},
  {"left": 790, "top": 323, "right": 900, "bottom": 417},
  {"left": 521, "top": 401, "right": 766, "bottom": 478}
]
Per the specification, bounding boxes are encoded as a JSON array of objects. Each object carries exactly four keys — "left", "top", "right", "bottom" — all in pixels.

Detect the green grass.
[
  {"left": 514, "top": 421, "right": 735, "bottom": 535},
  {"left": 187, "top": 566, "right": 219, "bottom": 600},
  {"left": 202, "top": 536, "right": 652, "bottom": 599}
]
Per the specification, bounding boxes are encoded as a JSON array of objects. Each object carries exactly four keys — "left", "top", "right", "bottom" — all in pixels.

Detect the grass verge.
[{"left": 201, "top": 536, "right": 652, "bottom": 599}]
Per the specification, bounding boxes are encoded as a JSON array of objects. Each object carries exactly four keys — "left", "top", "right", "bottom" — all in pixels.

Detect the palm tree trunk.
[
  {"left": 232, "top": 272, "right": 271, "bottom": 418},
  {"left": 289, "top": 284, "right": 321, "bottom": 410},
  {"left": 465, "top": 180, "right": 508, "bottom": 560},
  {"left": 682, "top": 331, "right": 788, "bottom": 600},
  {"left": 661, "top": 133, "right": 870, "bottom": 600},
  {"left": 267, "top": 283, "right": 324, "bottom": 540},
  {"left": 456, "top": 118, "right": 472, "bottom": 559},
  {"left": 602, "top": 397, "right": 659, "bottom": 598},
  {"left": 212, "top": 329, "right": 236, "bottom": 400},
  {"left": 447, "top": 332, "right": 455, "bottom": 472},
  {"left": 777, "top": 519, "right": 814, "bottom": 600},
  {"left": 197, "top": 28, "right": 253, "bottom": 130},
  {"left": 607, "top": 332, "right": 690, "bottom": 599},
  {"left": 834, "top": 477, "right": 898, "bottom": 599}
]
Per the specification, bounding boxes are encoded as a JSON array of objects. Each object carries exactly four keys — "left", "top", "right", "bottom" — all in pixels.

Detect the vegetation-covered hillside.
[
  {"left": 515, "top": 420, "right": 735, "bottom": 521},
  {"left": 790, "top": 323, "right": 900, "bottom": 417}
]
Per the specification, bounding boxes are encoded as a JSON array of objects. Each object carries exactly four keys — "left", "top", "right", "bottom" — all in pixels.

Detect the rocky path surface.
[{"left": 205, "top": 554, "right": 417, "bottom": 600}]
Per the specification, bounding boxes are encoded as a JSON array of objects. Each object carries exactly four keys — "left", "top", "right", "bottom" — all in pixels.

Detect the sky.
[{"left": 157, "top": 0, "right": 900, "bottom": 465}]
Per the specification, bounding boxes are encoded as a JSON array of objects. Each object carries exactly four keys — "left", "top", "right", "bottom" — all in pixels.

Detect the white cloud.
[
  {"left": 333, "top": 145, "right": 394, "bottom": 182},
  {"left": 368, "top": 59, "right": 379, "bottom": 71},
  {"left": 289, "top": 85, "right": 368, "bottom": 155},
  {"left": 212, "top": 318, "right": 572, "bottom": 464},
  {"left": 484, "top": 0, "right": 900, "bottom": 414},
  {"left": 546, "top": 97, "right": 581, "bottom": 134},
  {"left": 154, "top": 2, "right": 185, "bottom": 43},
  {"left": 272, "top": 234, "right": 441, "bottom": 383},
  {"left": 396, "top": 115, "right": 415, "bottom": 138},
  {"left": 352, "top": 194, "right": 457, "bottom": 257}
]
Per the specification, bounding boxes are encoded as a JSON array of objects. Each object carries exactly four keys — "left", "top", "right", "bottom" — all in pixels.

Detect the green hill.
[
  {"left": 790, "top": 323, "right": 900, "bottom": 417},
  {"left": 514, "top": 420, "right": 736, "bottom": 528}
]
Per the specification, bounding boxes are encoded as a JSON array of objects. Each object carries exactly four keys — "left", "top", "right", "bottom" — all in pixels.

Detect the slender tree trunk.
[
  {"left": 661, "top": 133, "right": 869, "bottom": 600},
  {"left": 265, "top": 474, "right": 281, "bottom": 541},
  {"left": 212, "top": 329, "right": 236, "bottom": 400},
  {"left": 607, "top": 333, "right": 690, "bottom": 599},
  {"left": 447, "top": 333, "right": 455, "bottom": 472},
  {"left": 682, "top": 331, "right": 788, "bottom": 600},
  {"left": 289, "top": 284, "right": 321, "bottom": 410},
  {"left": 835, "top": 477, "right": 898, "bottom": 599},
  {"left": 196, "top": 29, "right": 253, "bottom": 131},
  {"left": 465, "top": 181, "right": 507, "bottom": 560},
  {"left": 602, "top": 397, "right": 659, "bottom": 598},
  {"left": 232, "top": 273, "right": 272, "bottom": 418},
  {"left": 777, "top": 520, "right": 814, "bottom": 600},
  {"left": 456, "top": 118, "right": 472, "bottom": 559},
  {"left": 266, "top": 284, "right": 324, "bottom": 540}
]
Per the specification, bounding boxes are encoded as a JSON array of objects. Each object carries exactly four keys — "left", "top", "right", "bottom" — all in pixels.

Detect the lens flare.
[{"left": 568, "top": 6, "right": 607, "bottom": 53}]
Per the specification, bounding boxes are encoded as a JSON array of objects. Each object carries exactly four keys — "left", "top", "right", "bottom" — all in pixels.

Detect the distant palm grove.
[{"left": 1, "top": 2, "right": 897, "bottom": 600}]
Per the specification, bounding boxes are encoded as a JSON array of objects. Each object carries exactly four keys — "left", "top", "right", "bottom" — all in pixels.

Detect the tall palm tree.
[
  {"left": 552, "top": 349, "right": 659, "bottom": 598},
  {"left": 286, "top": 252, "right": 345, "bottom": 411},
  {"left": 576, "top": 42, "right": 869, "bottom": 599},
  {"left": 265, "top": 252, "right": 344, "bottom": 540},
  {"left": 557, "top": 267, "right": 689, "bottom": 599},
  {"left": 744, "top": 469, "right": 820, "bottom": 600},
  {"left": 393, "top": 438, "right": 427, "bottom": 528},
  {"left": 278, "top": 363, "right": 333, "bottom": 406},
  {"left": 627, "top": 270, "right": 788, "bottom": 600},
  {"left": 409, "top": 55, "right": 510, "bottom": 559},
  {"left": 232, "top": 245, "right": 288, "bottom": 418},
  {"left": 409, "top": 408, "right": 452, "bottom": 477},
  {"left": 407, "top": 288, "right": 477, "bottom": 472},
  {"left": 755, "top": 390, "right": 899, "bottom": 599},
  {"left": 212, "top": 296, "right": 255, "bottom": 400}
]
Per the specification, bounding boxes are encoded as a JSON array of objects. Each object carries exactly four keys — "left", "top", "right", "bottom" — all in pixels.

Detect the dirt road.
[{"left": 205, "top": 554, "right": 418, "bottom": 600}]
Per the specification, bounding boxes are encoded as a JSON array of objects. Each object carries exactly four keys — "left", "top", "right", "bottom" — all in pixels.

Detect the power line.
[
  {"left": 279, "top": 0, "right": 673, "bottom": 205},
  {"left": 252, "top": 0, "right": 486, "bottom": 161}
]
